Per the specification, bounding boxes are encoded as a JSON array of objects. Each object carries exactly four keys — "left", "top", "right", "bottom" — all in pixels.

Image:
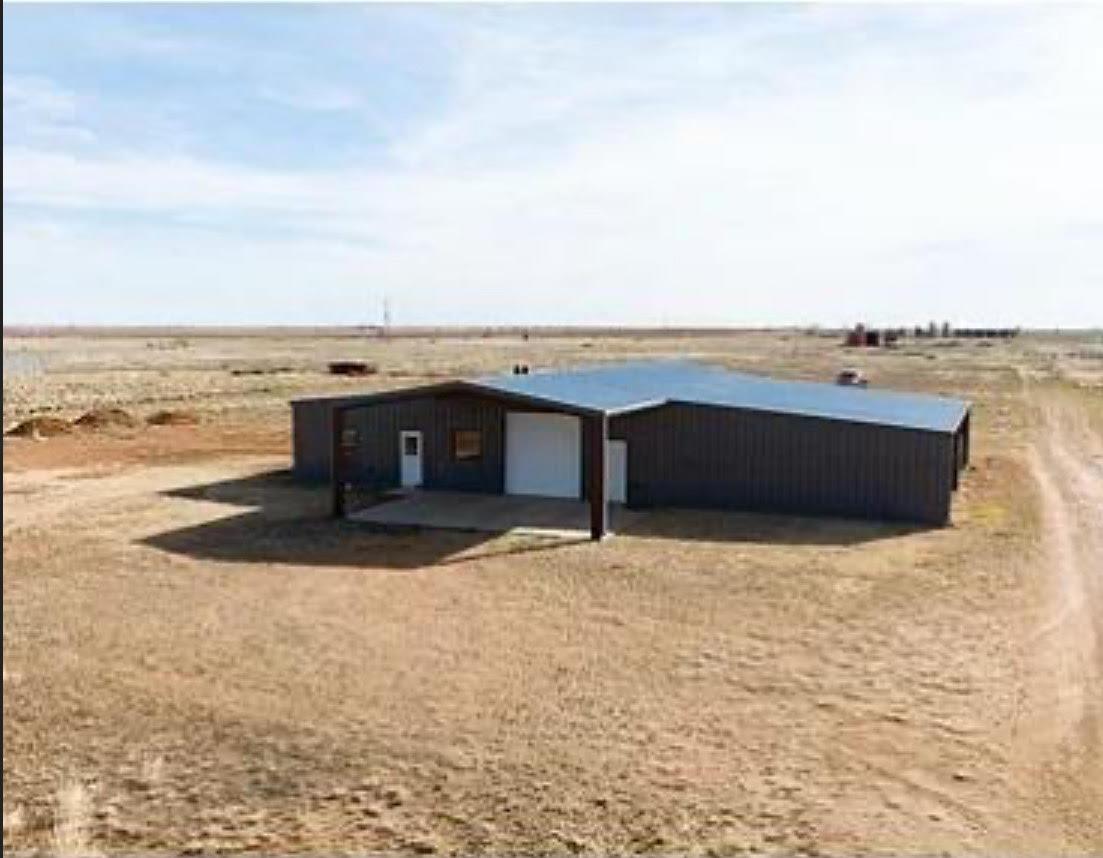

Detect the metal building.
[{"left": 291, "top": 360, "right": 971, "bottom": 539}]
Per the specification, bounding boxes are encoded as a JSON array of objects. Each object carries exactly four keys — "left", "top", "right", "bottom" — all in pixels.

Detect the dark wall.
[
  {"left": 337, "top": 392, "right": 507, "bottom": 493},
  {"left": 292, "top": 394, "right": 383, "bottom": 482},
  {"left": 295, "top": 394, "right": 959, "bottom": 525},
  {"left": 292, "top": 400, "right": 332, "bottom": 481},
  {"left": 610, "top": 403, "right": 956, "bottom": 525},
  {"left": 294, "top": 393, "right": 585, "bottom": 493}
]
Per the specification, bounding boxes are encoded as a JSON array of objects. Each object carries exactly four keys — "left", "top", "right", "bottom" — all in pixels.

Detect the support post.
[
  {"left": 588, "top": 412, "right": 608, "bottom": 541},
  {"left": 963, "top": 411, "right": 970, "bottom": 468},
  {"left": 331, "top": 406, "right": 345, "bottom": 518}
]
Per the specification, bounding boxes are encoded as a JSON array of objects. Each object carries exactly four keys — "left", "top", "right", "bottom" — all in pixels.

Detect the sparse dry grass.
[
  {"left": 51, "top": 779, "right": 99, "bottom": 858},
  {"left": 2, "top": 330, "right": 1101, "bottom": 855},
  {"left": 4, "top": 805, "right": 26, "bottom": 838},
  {"left": 7, "top": 328, "right": 1081, "bottom": 427},
  {"left": 140, "top": 755, "right": 165, "bottom": 790}
]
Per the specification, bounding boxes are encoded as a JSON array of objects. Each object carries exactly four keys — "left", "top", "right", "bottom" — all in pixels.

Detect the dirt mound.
[
  {"left": 147, "top": 409, "right": 200, "bottom": 426},
  {"left": 73, "top": 407, "right": 138, "bottom": 430},
  {"left": 5, "top": 416, "right": 72, "bottom": 438}
]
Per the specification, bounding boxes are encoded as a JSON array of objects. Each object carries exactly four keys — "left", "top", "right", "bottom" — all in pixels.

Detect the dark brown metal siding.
[
  {"left": 293, "top": 394, "right": 402, "bottom": 482},
  {"left": 294, "top": 393, "right": 587, "bottom": 491},
  {"left": 292, "top": 401, "right": 334, "bottom": 481},
  {"left": 339, "top": 392, "right": 507, "bottom": 494},
  {"left": 610, "top": 403, "right": 955, "bottom": 524},
  {"left": 296, "top": 393, "right": 957, "bottom": 524}
]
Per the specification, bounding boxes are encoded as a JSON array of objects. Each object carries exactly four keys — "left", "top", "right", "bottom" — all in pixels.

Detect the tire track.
[{"left": 1020, "top": 389, "right": 1103, "bottom": 847}]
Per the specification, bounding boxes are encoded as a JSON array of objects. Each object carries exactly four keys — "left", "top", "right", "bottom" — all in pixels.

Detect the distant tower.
[{"left": 382, "top": 296, "right": 392, "bottom": 339}]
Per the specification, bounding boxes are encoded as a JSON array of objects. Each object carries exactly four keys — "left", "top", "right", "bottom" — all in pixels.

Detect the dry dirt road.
[{"left": 1020, "top": 388, "right": 1103, "bottom": 839}]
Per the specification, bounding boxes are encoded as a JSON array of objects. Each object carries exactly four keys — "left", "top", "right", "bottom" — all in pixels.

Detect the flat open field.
[{"left": 4, "top": 329, "right": 1102, "bottom": 855}]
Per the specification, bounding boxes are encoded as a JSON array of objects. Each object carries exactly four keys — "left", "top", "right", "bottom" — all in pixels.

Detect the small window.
[
  {"left": 403, "top": 434, "right": 420, "bottom": 456},
  {"left": 341, "top": 427, "right": 358, "bottom": 447},
  {"left": 453, "top": 429, "right": 482, "bottom": 461}
]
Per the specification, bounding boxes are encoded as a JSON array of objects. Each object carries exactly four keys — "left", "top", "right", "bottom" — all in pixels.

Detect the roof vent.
[{"left": 512, "top": 363, "right": 530, "bottom": 375}]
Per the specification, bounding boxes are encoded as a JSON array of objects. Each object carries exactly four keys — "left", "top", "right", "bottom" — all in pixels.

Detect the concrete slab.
[{"left": 348, "top": 490, "right": 639, "bottom": 538}]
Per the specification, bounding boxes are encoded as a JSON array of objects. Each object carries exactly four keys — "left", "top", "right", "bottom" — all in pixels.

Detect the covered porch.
[
  {"left": 347, "top": 489, "right": 639, "bottom": 539},
  {"left": 331, "top": 393, "right": 618, "bottom": 540}
]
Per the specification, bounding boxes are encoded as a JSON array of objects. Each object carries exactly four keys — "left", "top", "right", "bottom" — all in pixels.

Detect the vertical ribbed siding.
[
  {"left": 341, "top": 393, "right": 507, "bottom": 494},
  {"left": 611, "top": 403, "right": 955, "bottom": 525},
  {"left": 292, "top": 394, "right": 508, "bottom": 490},
  {"left": 292, "top": 401, "right": 334, "bottom": 481},
  {"left": 295, "top": 393, "right": 590, "bottom": 494}
]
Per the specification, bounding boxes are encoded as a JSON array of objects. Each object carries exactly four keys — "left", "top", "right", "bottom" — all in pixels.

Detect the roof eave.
[
  {"left": 298, "top": 380, "right": 468, "bottom": 411},
  {"left": 604, "top": 398, "right": 671, "bottom": 417},
  {"left": 451, "top": 380, "right": 606, "bottom": 418},
  {"left": 659, "top": 396, "right": 970, "bottom": 434}
]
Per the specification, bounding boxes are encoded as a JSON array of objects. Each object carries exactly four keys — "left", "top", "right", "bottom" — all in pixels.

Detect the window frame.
[{"left": 451, "top": 428, "right": 483, "bottom": 462}]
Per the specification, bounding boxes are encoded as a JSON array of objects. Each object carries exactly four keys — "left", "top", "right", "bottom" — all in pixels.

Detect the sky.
[{"left": 3, "top": 4, "right": 1102, "bottom": 328}]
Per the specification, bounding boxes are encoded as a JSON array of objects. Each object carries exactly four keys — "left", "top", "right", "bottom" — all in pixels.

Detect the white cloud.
[
  {"left": 258, "top": 84, "right": 364, "bottom": 113},
  {"left": 3, "top": 75, "right": 77, "bottom": 119},
  {"left": 4, "top": 6, "right": 1102, "bottom": 326},
  {"left": 3, "top": 75, "right": 96, "bottom": 145}
]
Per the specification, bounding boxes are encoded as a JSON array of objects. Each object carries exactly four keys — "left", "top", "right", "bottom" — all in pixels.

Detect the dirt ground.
[{"left": 3, "top": 329, "right": 1101, "bottom": 855}]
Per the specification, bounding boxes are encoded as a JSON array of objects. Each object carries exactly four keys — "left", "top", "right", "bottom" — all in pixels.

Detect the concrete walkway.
[{"left": 349, "top": 490, "right": 639, "bottom": 538}]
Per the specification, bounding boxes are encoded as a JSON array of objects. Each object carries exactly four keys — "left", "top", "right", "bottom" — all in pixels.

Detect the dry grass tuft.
[
  {"left": 51, "top": 779, "right": 100, "bottom": 858},
  {"left": 3, "top": 806, "right": 26, "bottom": 837},
  {"left": 140, "top": 754, "right": 165, "bottom": 788}
]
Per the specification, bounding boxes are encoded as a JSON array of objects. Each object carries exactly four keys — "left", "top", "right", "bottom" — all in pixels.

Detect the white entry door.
[
  {"left": 607, "top": 439, "right": 627, "bottom": 504},
  {"left": 399, "top": 430, "right": 423, "bottom": 487},
  {"left": 505, "top": 412, "right": 581, "bottom": 498}
]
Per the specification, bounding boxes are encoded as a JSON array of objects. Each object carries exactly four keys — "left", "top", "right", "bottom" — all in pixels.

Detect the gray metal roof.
[{"left": 471, "top": 360, "right": 969, "bottom": 432}]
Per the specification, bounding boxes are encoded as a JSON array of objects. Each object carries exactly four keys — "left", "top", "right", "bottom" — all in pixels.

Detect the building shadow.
[
  {"left": 616, "top": 507, "right": 931, "bottom": 546},
  {"left": 146, "top": 471, "right": 931, "bottom": 571},
  {"left": 144, "top": 470, "right": 590, "bottom": 570},
  {"left": 163, "top": 469, "right": 311, "bottom": 508}
]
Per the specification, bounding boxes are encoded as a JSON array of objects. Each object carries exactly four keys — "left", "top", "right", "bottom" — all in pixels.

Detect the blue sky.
[{"left": 4, "top": 4, "right": 1101, "bottom": 327}]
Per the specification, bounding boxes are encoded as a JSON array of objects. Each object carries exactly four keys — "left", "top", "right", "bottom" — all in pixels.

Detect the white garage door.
[{"left": 505, "top": 412, "right": 581, "bottom": 499}]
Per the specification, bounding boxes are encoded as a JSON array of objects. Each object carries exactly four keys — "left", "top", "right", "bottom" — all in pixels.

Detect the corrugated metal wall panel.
[
  {"left": 292, "top": 394, "right": 509, "bottom": 490},
  {"left": 340, "top": 393, "right": 508, "bottom": 494},
  {"left": 291, "top": 401, "right": 333, "bottom": 482},
  {"left": 610, "top": 403, "right": 954, "bottom": 524}
]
